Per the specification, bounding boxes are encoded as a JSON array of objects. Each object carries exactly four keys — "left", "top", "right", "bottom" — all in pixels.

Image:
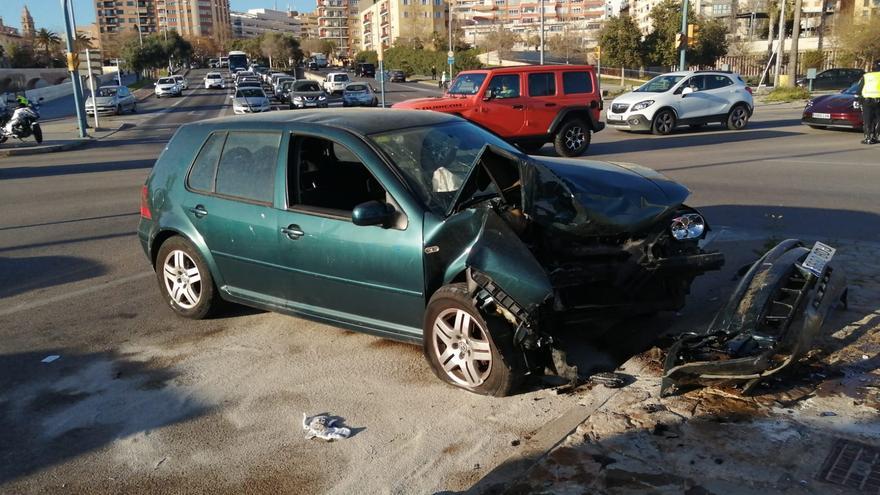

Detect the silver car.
[
  {"left": 85, "top": 85, "right": 137, "bottom": 115},
  {"left": 171, "top": 75, "right": 189, "bottom": 90},
  {"left": 342, "top": 83, "right": 378, "bottom": 107},
  {"left": 154, "top": 77, "right": 181, "bottom": 98},
  {"left": 231, "top": 87, "right": 271, "bottom": 114}
]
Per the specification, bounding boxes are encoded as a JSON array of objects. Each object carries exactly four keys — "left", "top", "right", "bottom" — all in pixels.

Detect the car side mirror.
[
  {"left": 483, "top": 89, "right": 494, "bottom": 101},
  {"left": 352, "top": 200, "right": 394, "bottom": 227},
  {"left": 681, "top": 86, "right": 695, "bottom": 96}
]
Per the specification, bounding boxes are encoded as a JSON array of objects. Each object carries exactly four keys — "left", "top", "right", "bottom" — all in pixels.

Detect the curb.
[{"left": 0, "top": 122, "right": 130, "bottom": 157}]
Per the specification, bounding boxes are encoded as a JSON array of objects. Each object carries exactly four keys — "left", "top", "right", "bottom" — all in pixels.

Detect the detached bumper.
[{"left": 605, "top": 113, "right": 652, "bottom": 131}]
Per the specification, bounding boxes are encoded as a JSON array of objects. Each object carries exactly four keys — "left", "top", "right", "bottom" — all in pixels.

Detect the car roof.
[
  {"left": 458, "top": 64, "right": 595, "bottom": 76},
  {"left": 197, "top": 108, "right": 459, "bottom": 135}
]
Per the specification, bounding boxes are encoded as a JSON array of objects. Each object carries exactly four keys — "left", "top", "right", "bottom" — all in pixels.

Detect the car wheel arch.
[
  {"left": 549, "top": 107, "right": 598, "bottom": 134},
  {"left": 150, "top": 229, "right": 221, "bottom": 288}
]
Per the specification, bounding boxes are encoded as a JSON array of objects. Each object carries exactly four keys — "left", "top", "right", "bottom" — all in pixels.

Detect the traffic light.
[
  {"left": 674, "top": 32, "right": 685, "bottom": 51},
  {"left": 687, "top": 24, "right": 699, "bottom": 47}
]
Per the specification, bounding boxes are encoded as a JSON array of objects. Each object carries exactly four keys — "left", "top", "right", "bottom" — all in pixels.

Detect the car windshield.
[
  {"left": 294, "top": 81, "right": 320, "bottom": 92},
  {"left": 158, "top": 78, "right": 174, "bottom": 84},
  {"left": 207, "top": 74, "right": 221, "bottom": 79},
  {"left": 448, "top": 73, "right": 487, "bottom": 95},
  {"left": 346, "top": 84, "right": 368, "bottom": 92},
  {"left": 369, "top": 122, "right": 522, "bottom": 215},
  {"left": 333, "top": 74, "right": 349, "bottom": 82},
  {"left": 842, "top": 82, "right": 861, "bottom": 95},
  {"left": 634, "top": 75, "right": 685, "bottom": 93},
  {"left": 96, "top": 87, "right": 118, "bottom": 97},
  {"left": 236, "top": 88, "right": 264, "bottom": 98}
]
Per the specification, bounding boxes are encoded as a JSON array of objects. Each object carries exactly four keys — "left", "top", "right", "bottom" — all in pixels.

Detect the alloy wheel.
[
  {"left": 162, "top": 250, "right": 202, "bottom": 309},
  {"left": 564, "top": 126, "right": 586, "bottom": 151},
  {"left": 655, "top": 112, "right": 674, "bottom": 134},
  {"left": 730, "top": 107, "right": 748, "bottom": 129},
  {"left": 431, "top": 308, "right": 493, "bottom": 388}
]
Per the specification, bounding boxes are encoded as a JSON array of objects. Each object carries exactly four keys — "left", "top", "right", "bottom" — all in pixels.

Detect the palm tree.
[
  {"left": 35, "top": 28, "right": 61, "bottom": 64},
  {"left": 75, "top": 32, "right": 95, "bottom": 52}
]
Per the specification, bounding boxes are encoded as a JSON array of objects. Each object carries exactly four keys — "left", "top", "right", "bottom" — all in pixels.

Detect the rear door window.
[
  {"left": 187, "top": 132, "right": 226, "bottom": 192},
  {"left": 562, "top": 71, "right": 593, "bottom": 94},
  {"left": 528, "top": 73, "right": 556, "bottom": 97},
  {"left": 214, "top": 132, "right": 281, "bottom": 204},
  {"left": 705, "top": 75, "right": 733, "bottom": 90}
]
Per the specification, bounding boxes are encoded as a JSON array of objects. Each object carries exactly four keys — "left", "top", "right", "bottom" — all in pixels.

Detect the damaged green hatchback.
[{"left": 139, "top": 109, "right": 730, "bottom": 396}]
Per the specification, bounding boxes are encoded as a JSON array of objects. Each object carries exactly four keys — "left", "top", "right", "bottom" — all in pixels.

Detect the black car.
[
  {"left": 356, "top": 63, "right": 376, "bottom": 78},
  {"left": 389, "top": 70, "right": 406, "bottom": 83},
  {"left": 797, "top": 68, "right": 865, "bottom": 91},
  {"left": 308, "top": 61, "right": 319, "bottom": 70}
]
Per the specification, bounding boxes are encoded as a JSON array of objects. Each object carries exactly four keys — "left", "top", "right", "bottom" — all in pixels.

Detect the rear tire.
[
  {"left": 652, "top": 109, "right": 676, "bottom": 135},
  {"left": 726, "top": 105, "right": 750, "bottom": 130},
  {"left": 32, "top": 124, "right": 42, "bottom": 144},
  {"left": 553, "top": 119, "right": 591, "bottom": 157},
  {"left": 423, "top": 283, "right": 523, "bottom": 397},
  {"left": 155, "top": 236, "right": 220, "bottom": 320}
]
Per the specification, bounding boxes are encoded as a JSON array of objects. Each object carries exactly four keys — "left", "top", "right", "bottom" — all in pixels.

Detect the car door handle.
[
  {"left": 512, "top": 104, "right": 524, "bottom": 109},
  {"left": 544, "top": 103, "right": 557, "bottom": 107},
  {"left": 281, "top": 225, "right": 304, "bottom": 240},
  {"left": 189, "top": 205, "right": 208, "bottom": 218}
]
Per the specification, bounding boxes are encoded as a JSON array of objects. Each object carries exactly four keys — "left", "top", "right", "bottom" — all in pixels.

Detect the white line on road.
[
  {"left": 0, "top": 271, "right": 153, "bottom": 318},
  {"left": 765, "top": 158, "right": 877, "bottom": 167}
]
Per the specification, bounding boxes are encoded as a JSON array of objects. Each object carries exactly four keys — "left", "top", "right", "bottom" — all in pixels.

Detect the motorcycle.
[{"left": 0, "top": 97, "right": 44, "bottom": 145}]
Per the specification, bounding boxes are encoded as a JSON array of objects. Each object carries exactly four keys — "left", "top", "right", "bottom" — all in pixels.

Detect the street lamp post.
[
  {"left": 539, "top": 0, "right": 545, "bottom": 65},
  {"left": 61, "top": 0, "right": 88, "bottom": 138},
  {"left": 448, "top": 3, "right": 454, "bottom": 79},
  {"left": 679, "top": 0, "right": 689, "bottom": 70}
]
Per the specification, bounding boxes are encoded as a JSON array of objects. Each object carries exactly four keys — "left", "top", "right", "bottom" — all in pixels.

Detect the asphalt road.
[{"left": 1, "top": 73, "right": 879, "bottom": 493}]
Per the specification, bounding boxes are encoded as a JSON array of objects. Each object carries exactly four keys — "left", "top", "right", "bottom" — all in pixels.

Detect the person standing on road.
[
  {"left": 859, "top": 71, "right": 880, "bottom": 145},
  {"left": 431, "top": 65, "right": 437, "bottom": 80}
]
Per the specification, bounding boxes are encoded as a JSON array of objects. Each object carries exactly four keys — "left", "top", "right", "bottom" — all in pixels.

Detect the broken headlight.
[{"left": 670, "top": 213, "right": 705, "bottom": 241}]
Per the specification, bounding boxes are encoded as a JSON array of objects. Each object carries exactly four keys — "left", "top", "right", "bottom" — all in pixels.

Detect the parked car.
[
  {"left": 801, "top": 81, "right": 864, "bottom": 130},
  {"left": 389, "top": 70, "right": 406, "bottom": 83},
  {"left": 395, "top": 65, "right": 604, "bottom": 157},
  {"left": 323, "top": 72, "right": 351, "bottom": 94},
  {"left": 287, "top": 80, "right": 329, "bottom": 109},
  {"left": 605, "top": 70, "right": 754, "bottom": 135},
  {"left": 155, "top": 77, "right": 182, "bottom": 98},
  {"left": 356, "top": 63, "right": 375, "bottom": 77},
  {"left": 797, "top": 68, "right": 864, "bottom": 91},
  {"left": 342, "top": 83, "right": 378, "bottom": 107},
  {"left": 85, "top": 85, "right": 136, "bottom": 115},
  {"left": 204, "top": 72, "right": 225, "bottom": 89},
  {"left": 171, "top": 75, "right": 189, "bottom": 90},
  {"left": 137, "top": 108, "right": 735, "bottom": 396},
  {"left": 230, "top": 87, "right": 271, "bottom": 114}
]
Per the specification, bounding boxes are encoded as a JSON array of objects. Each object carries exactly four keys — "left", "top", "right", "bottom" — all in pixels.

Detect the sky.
[{"left": 0, "top": 0, "right": 316, "bottom": 34}]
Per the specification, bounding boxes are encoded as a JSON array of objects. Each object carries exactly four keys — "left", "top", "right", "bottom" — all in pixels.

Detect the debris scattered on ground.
[
  {"left": 819, "top": 411, "right": 837, "bottom": 417},
  {"left": 302, "top": 413, "right": 352, "bottom": 441},
  {"left": 511, "top": 439, "right": 520, "bottom": 447},
  {"left": 40, "top": 355, "right": 60, "bottom": 363},
  {"left": 154, "top": 457, "right": 167, "bottom": 470},
  {"left": 590, "top": 372, "right": 628, "bottom": 389}
]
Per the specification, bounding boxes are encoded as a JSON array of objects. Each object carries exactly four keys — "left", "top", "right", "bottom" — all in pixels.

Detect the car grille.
[
  {"left": 611, "top": 103, "right": 630, "bottom": 113},
  {"left": 304, "top": 96, "right": 316, "bottom": 101}
]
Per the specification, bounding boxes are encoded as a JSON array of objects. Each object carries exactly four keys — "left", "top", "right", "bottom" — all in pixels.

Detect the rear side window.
[
  {"left": 528, "top": 73, "right": 556, "bottom": 97},
  {"left": 187, "top": 132, "right": 226, "bottom": 192},
  {"left": 705, "top": 75, "right": 733, "bottom": 90},
  {"left": 214, "top": 132, "right": 281, "bottom": 203},
  {"left": 562, "top": 72, "right": 593, "bottom": 94}
]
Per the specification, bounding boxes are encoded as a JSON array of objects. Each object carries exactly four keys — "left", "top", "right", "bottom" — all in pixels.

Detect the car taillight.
[
  {"left": 140, "top": 185, "right": 152, "bottom": 220},
  {"left": 745, "top": 87, "right": 753, "bottom": 95}
]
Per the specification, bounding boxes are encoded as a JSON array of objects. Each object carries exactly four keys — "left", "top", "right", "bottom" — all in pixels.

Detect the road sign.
[
  {"left": 448, "top": 50, "right": 454, "bottom": 58},
  {"left": 447, "top": 56, "right": 454, "bottom": 65}
]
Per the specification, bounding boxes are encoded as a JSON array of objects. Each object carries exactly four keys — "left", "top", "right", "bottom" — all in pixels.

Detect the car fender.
[
  {"left": 150, "top": 216, "right": 227, "bottom": 290},
  {"left": 730, "top": 101, "right": 754, "bottom": 116},
  {"left": 650, "top": 105, "right": 679, "bottom": 121},
  {"left": 548, "top": 106, "right": 603, "bottom": 134}
]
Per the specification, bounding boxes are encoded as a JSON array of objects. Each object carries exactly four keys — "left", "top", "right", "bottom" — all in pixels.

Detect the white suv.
[
  {"left": 204, "top": 72, "right": 225, "bottom": 89},
  {"left": 606, "top": 71, "right": 754, "bottom": 135},
  {"left": 323, "top": 72, "right": 350, "bottom": 94}
]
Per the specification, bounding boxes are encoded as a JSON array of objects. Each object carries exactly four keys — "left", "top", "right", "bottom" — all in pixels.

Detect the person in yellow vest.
[{"left": 860, "top": 71, "right": 880, "bottom": 144}]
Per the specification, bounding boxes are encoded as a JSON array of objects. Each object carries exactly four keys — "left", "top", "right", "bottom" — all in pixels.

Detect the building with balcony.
[
  {"left": 96, "top": 0, "right": 159, "bottom": 58},
  {"left": 231, "top": 8, "right": 302, "bottom": 38},
  {"left": 296, "top": 12, "right": 320, "bottom": 38},
  {"left": 358, "top": 0, "right": 450, "bottom": 51},
  {"left": 157, "top": 0, "right": 232, "bottom": 44}
]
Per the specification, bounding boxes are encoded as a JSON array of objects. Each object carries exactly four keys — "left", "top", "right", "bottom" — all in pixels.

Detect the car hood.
[
  {"left": 234, "top": 97, "right": 268, "bottom": 106},
  {"left": 87, "top": 96, "right": 116, "bottom": 105},
  {"left": 611, "top": 91, "right": 668, "bottom": 105},
  {"left": 452, "top": 147, "right": 690, "bottom": 236},
  {"left": 291, "top": 91, "right": 324, "bottom": 97},
  {"left": 156, "top": 83, "right": 177, "bottom": 89},
  {"left": 808, "top": 93, "right": 857, "bottom": 112},
  {"left": 393, "top": 96, "right": 474, "bottom": 112}
]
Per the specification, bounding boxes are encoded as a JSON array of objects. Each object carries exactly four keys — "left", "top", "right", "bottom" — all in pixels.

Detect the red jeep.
[{"left": 394, "top": 65, "right": 604, "bottom": 156}]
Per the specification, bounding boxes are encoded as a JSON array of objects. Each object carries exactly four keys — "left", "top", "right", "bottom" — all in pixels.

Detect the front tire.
[
  {"left": 423, "top": 284, "right": 523, "bottom": 397},
  {"left": 652, "top": 109, "right": 676, "bottom": 135},
  {"left": 553, "top": 119, "right": 591, "bottom": 157},
  {"left": 155, "top": 236, "right": 220, "bottom": 319},
  {"left": 32, "top": 124, "right": 42, "bottom": 144},
  {"left": 726, "top": 105, "right": 750, "bottom": 130}
]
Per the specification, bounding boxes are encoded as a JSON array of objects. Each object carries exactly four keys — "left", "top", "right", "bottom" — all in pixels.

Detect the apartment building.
[
  {"left": 359, "top": 0, "right": 449, "bottom": 51},
  {"left": 157, "top": 0, "right": 232, "bottom": 44},
  {"left": 296, "top": 12, "right": 320, "bottom": 38},
  {"left": 456, "top": 0, "right": 610, "bottom": 49},
  {"left": 96, "top": 0, "right": 159, "bottom": 56},
  {"left": 231, "top": 8, "right": 302, "bottom": 38},
  {"left": 316, "top": 0, "right": 364, "bottom": 56}
]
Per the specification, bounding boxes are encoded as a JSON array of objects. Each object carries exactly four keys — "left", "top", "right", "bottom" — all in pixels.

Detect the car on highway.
[
  {"left": 277, "top": 80, "right": 296, "bottom": 103},
  {"left": 606, "top": 70, "right": 754, "bottom": 135},
  {"left": 267, "top": 71, "right": 287, "bottom": 85},
  {"left": 171, "top": 75, "right": 189, "bottom": 90},
  {"left": 342, "top": 83, "right": 378, "bottom": 107},
  {"left": 137, "top": 108, "right": 735, "bottom": 396},
  {"left": 356, "top": 63, "right": 375, "bottom": 78},
  {"left": 801, "top": 81, "right": 864, "bottom": 130},
  {"left": 85, "top": 85, "right": 136, "bottom": 115},
  {"left": 287, "top": 80, "right": 329, "bottom": 109},
  {"left": 204, "top": 72, "right": 225, "bottom": 89},
  {"left": 389, "top": 70, "right": 406, "bottom": 83},
  {"left": 395, "top": 65, "right": 604, "bottom": 157},
  {"left": 796, "top": 68, "right": 864, "bottom": 91},
  {"left": 273, "top": 76, "right": 296, "bottom": 95},
  {"left": 155, "top": 77, "right": 182, "bottom": 98},
  {"left": 323, "top": 72, "right": 351, "bottom": 94},
  {"left": 230, "top": 87, "right": 272, "bottom": 114}
]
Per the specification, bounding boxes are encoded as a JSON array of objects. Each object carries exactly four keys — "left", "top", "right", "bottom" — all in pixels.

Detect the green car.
[{"left": 139, "top": 109, "right": 726, "bottom": 396}]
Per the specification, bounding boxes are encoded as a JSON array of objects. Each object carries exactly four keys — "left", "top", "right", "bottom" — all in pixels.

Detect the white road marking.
[
  {"left": 0, "top": 271, "right": 153, "bottom": 318},
  {"left": 765, "top": 158, "right": 877, "bottom": 167}
]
